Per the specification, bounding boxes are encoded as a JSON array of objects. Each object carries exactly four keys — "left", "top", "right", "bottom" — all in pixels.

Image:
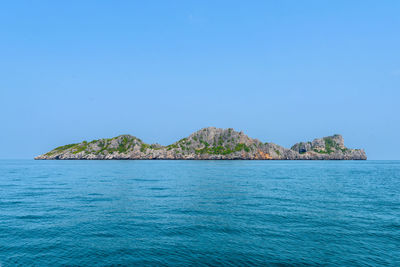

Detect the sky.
[{"left": 0, "top": 1, "right": 399, "bottom": 159}]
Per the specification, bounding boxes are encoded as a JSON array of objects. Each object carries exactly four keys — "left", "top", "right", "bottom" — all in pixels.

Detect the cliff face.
[{"left": 34, "top": 127, "right": 367, "bottom": 160}]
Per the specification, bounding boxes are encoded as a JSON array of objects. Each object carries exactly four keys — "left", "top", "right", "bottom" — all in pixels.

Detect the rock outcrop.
[{"left": 34, "top": 127, "right": 367, "bottom": 160}]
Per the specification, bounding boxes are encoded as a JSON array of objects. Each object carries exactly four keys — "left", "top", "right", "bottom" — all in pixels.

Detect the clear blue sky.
[{"left": 1, "top": 1, "right": 399, "bottom": 159}]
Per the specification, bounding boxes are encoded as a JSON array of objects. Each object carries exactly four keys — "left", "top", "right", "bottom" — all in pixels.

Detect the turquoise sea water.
[{"left": 0, "top": 160, "right": 399, "bottom": 266}]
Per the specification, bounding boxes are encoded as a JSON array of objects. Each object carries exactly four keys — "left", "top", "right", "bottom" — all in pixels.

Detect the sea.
[{"left": 0, "top": 160, "right": 399, "bottom": 266}]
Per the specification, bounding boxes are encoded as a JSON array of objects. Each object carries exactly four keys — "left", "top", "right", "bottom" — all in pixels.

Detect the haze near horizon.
[{"left": 1, "top": 1, "right": 399, "bottom": 159}]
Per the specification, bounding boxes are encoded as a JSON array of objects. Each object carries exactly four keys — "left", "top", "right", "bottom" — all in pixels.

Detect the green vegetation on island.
[{"left": 36, "top": 127, "right": 366, "bottom": 160}]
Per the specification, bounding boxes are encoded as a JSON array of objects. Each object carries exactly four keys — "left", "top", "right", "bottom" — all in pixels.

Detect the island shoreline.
[{"left": 35, "top": 127, "right": 367, "bottom": 160}]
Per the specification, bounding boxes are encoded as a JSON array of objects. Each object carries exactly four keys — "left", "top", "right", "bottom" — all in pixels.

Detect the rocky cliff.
[{"left": 34, "top": 127, "right": 367, "bottom": 160}]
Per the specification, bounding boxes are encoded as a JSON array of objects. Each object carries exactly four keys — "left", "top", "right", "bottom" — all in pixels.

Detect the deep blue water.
[{"left": 0, "top": 160, "right": 399, "bottom": 266}]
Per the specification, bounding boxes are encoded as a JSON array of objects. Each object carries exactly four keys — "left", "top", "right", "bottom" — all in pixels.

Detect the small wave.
[
  {"left": 0, "top": 184, "right": 18, "bottom": 187},
  {"left": 86, "top": 232, "right": 118, "bottom": 238},
  {"left": 386, "top": 223, "right": 400, "bottom": 230},
  {"left": 153, "top": 195, "right": 173, "bottom": 198},
  {"left": 65, "top": 196, "right": 114, "bottom": 202},
  {"left": 148, "top": 187, "right": 167, "bottom": 191},
  {"left": 131, "top": 178, "right": 160, "bottom": 182},
  {"left": 16, "top": 215, "right": 51, "bottom": 220},
  {"left": 0, "top": 201, "right": 23, "bottom": 206}
]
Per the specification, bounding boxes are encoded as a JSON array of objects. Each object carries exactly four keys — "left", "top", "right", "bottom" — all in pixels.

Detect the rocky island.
[{"left": 35, "top": 127, "right": 366, "bottom": 160}]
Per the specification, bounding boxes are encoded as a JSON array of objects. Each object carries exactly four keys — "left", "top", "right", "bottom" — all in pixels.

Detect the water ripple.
[{"left": 0, "top": 160, "right": 399, "bottom": 265}]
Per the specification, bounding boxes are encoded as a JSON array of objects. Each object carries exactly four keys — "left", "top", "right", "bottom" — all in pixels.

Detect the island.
[{"left": 35, "top": 127, "right": 367, "bottom": 160}]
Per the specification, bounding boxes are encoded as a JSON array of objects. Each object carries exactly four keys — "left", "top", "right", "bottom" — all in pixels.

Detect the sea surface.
[{"left": 0, "top": 160, "right": 399, "bottom": 266}]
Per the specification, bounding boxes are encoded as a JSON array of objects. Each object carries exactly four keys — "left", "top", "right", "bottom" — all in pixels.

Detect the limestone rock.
[{"left": 35, "top": 128, "right": 367, "bottom": 160}]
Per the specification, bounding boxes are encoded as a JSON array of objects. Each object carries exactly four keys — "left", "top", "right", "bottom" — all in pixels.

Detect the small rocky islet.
[{"left": 35, "top": 127, "right": 367, "bottom": 160}]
